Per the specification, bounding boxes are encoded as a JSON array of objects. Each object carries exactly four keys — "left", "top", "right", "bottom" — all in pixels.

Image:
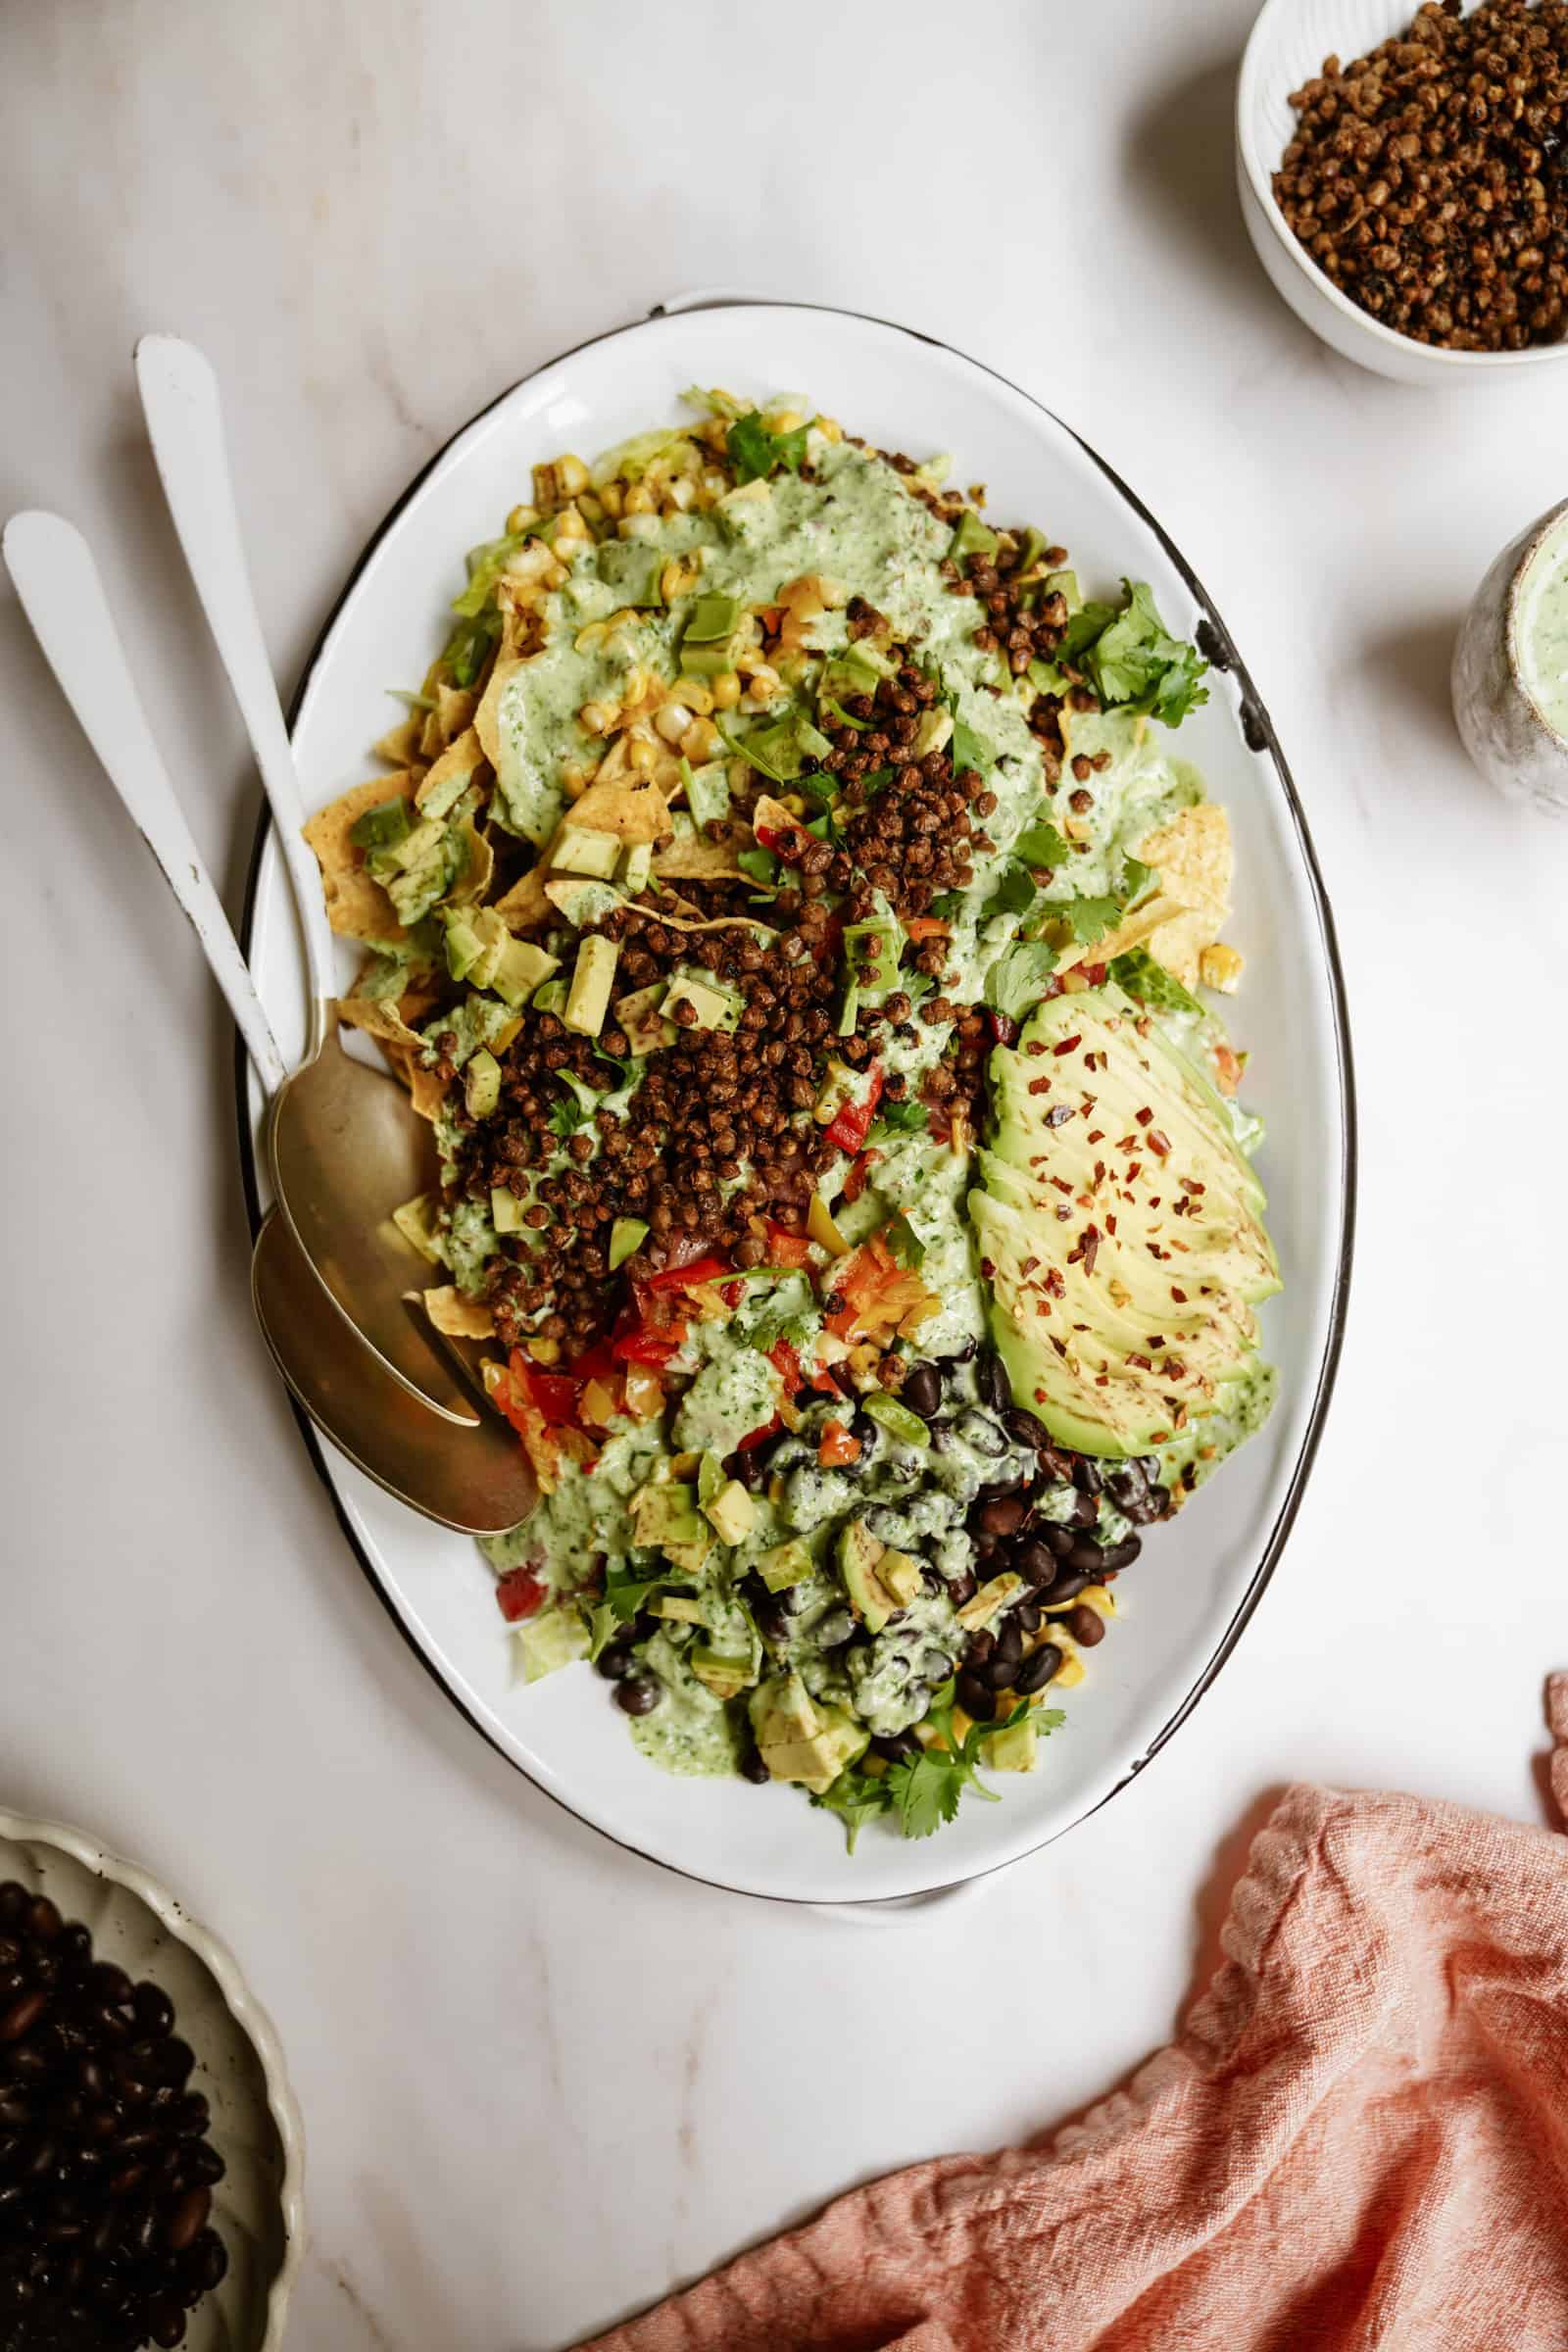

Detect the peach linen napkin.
[{"left": 582, "top": 1677, "right": 1568, "bottom": 2352}]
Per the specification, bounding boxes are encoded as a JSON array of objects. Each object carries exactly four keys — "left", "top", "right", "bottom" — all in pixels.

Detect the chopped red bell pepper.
[
  {"left": 824, "top": 1064, "right": 885, "bottom": 1156},
  {"left": 612, "top": 1329, "right": 682, "bottom": 1367},
  {"left": 818, "top": 1420, "right": 861, "bottom": 1467},
  {"left": 647, "top": 1252, "right": 730, "bottom": 1293},
  {"left": 738, "top": 1413, "right": 783, "bottom": 1453},
  {"left": 754, "top": 822, "right": 786, "bottom": 853},
  {"left": 495, "top": 1567, "right": 546, "bottom": 1623},
  {"left": 518, "top": 1362, "right": 579, "bottom": 1425},
  {"left": 763, "top": 1228, "right": 813, "bottom": 1270},
  {"left": 768, "top": 1339, "right": 803, "bottom": 1392},
  {"left": 720, "top": 1279, "right": 745, "bottom": 1307},
  {"left": 842, "top": 1148, "right": 880, "bottom": 1205}
]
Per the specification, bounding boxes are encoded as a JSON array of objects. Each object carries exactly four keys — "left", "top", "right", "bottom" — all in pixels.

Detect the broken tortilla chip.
[
  {"left": 655, "top": 821, "right": 749, "bottom": 881},
  {"left": 372, "top": 712, "right": 425, "bottom": 768},
  {"left": 1055, "top": 890, "right": 1196, "bottom": 974},
  {"left": 1136, "top": 804, "right": 1233, "bottom": 988},
  {"left": 419, "top": 1287, "right": 495, "bottom": 1341},
  {"left": 475, "top": 654, "right": 527, "bottom": 773},
  {"left": 416, "top": 723, "right": 488, "bottom": 816},
  {"left": 494, "top": 864, "right": 552, "bottom": 930},
  {"left": 568, "top": 770, "right": 671, "bottom": 844},
  {"left": 303, "top": 773, "right": 422, "bottom": 943}
]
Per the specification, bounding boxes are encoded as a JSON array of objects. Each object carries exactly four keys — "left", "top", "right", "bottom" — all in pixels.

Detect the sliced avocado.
[
  {"left": 551, "top": 825, "right": 623, "bottom": 880},
  {"left": 443, "top": 907, "right": 486, "bottom": 983},
  {"left": 1045, "top": 567, "right": 1081, "bottom": 612},
  {"left": 662, "top": 1534, "right": 712, "bottom": 1577},
  {"left": 837, "top": 982, "right": 859, "bottom": 1038},
  {"left": 878, "top": 1549, "right": 925, "bottom": 1606},
  {"left": 688, "top": 1644, "right": 756, "bottom": 1701},
  {"left": 812, "top": 1059, "right": 861, "bottom": 1127},
  {"left": 968, "top": 980, "right": 1279, "bottom": 1456},
  {"left": 663, "top": 967, "right": 741, "bottom": 1033},
  {"left": 465, "top": 906, "right": 513, "bottom": 990},
  {"left": 750, "top": 1677, "right": 869, "bottom": 1793},
  {"left": 910, "top": 706, "right": 954, "bottom": 760},
  {"left": 956, "top": 1573, "right": 1024, "bottom": 1631},
  {"left": 683, "top": 759, "right": 731, "bottom": 829},
  {"left": 950, "top": 510, "right": 998, "bottom": 562},
  {"left": 750, "top": 1673, "right": 819, "bottom": 1748},
  {"left": 704, "top": 1478, "right": 756, "bottom": 1546},
  {"left": 680, "top": 634, "right": 742, "bottom": 678},
  {"left": 490, "top": 934, "right": 560, "bottom": 1009},
  {"left": 491, "top": 1186, "right": 526, "bottom": 1235},
  {"left": 838, "top": 1520, "right": 893, "bottom": 1634},
  {"left": 609, "top": 1216, "right": 649, "bottom": 1270},
  {"left": 349, "top": 797, "right": 413, "bottom": 854},
  {"left": 564, "top": 935, "right": 619, "bottom": 1036},
  {"left": 464, "top": 1048, "right": 501, "bottom": 1119},
  {"left": 618, "top": 840, "right": 653, "bottom": 895},
  {"left": 376, "top": 813, "right": 445, "bottom": 874},
  {"left": 758, "top": 1539, "right": 812, "bottom": 1594},
  {"left": 631, "top": 1481, "right": 702, "bottom": 1546},
  {"left": 544, "top": 877, "right": 622, "bottom": 928},
  {"left": 646, "top": 1592, "right": 705, "bottom": 1624},
  {"left": 983, "top": 1718, "right": 1038, "bottom": 1772}
]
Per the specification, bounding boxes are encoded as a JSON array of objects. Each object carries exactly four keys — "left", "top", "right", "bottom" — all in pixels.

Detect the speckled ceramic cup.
[{"left": 1452, "top": 498, "right": 1568, "bottom": 817}]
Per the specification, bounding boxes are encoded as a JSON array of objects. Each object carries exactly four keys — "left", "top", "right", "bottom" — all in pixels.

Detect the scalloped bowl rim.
[
  {"left": 1237, "top": 0, "right": 1568, "bottom": 373},
  {"left": 0, "top": 1805, "right": 307, "bottom": 2349}
]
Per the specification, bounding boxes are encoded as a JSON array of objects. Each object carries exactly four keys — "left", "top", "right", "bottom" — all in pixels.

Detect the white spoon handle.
[
  {"left": 3, "top": 510, "right": 288, "bottom": 1095},
  {"left": 134, "top": 332, "right": 336, "bottom": 1017}
]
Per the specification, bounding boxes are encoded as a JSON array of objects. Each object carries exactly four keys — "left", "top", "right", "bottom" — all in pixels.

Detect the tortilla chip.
[
  {"left": 372, "top": 713, "right": 424, "bottom": 768},
  {"left": 303, "top": 772, "right": 421, "bottom": 942},
  {"left": 475, "top": 654, "right": 527, "bottom": 771},
  {"left": 494, "top": 863, "right": 552, "bottom": 930},
  {"left": 1136, "top": 804, "right": 1233, "bottom": 987},
  {"left": 434, "top": 683, "right": 477, "bottom": 748},
  {"left": 447, "top": 818, "right": 495, "bottom": 906},
  {"left": 416, "top": 723, "right": 488, "bottom": 814},
  {"left": 568, "top": 770, "right": 671, "bottom": 844},
  {"left": 335, "top": 992, "right": 425, "bottom": 1055},
  {"left": 655, "top": 821, "right": 750, "bottom": 881},
  {"left": 1055, "top": 890, "right": 1196, "bottom": 974},
  {"left": 419, "top": 1287, "right": 495, "bottom": 1341},
  {"left": 751, "top": 793, "right": 797, "bottom": 839}
]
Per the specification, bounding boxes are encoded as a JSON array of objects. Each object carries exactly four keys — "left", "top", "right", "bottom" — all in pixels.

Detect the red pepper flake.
[
  {"left": 1127, "top": 1352, "right": 1152, "bottom": 1371},
  {"left": 1081, "top": 1225, "right": 1101, "bottom": 1275},
  {"left": 1020, "top": 1255, "right": 1040, "bottom": 1275},
  {"left": 1147, "top": 1129, "right": 1172, "bottom": 1158},
  {"left": 1104, "top": 1215, "right": 1117, "bottom": 1237},
  {"left": 1135, "top": 1106, "right": 1152, "bottom": 1126},
  {"left": 1165, "top": 1357, "right": 1188, "bottom": 1380},
  {"left": 1088, "top": 1129, "right": 1104, "bottom": 1144},
  {"left": 980, "top": 1256, "right": 996, "bottom": 1279},
  {"left": 1046, "top": 1267, "right": 1065, "bottom": 1298},
  {"left": 1125, "top": 1160, "right": 1143, "bottom": 1182},
  {"left": 1052, "top": 1034, "right": 1082, "bottom": 1057},
  {"left": 1171, "top": 1286, "right": 1189, "bottom": 1302},
  {"left": 1051, "top": 1176, "right": 1073, "bottom": 1196},
  {"left": 1051, "top": 1337, "right": 1068, "bottom": 1358},
  {"left": 1029, "top": 1077, "right": 1054, "bottom": 1097},
  {"left": 1025, "top": 1042, "right": 1048, "bottom": 1058}
]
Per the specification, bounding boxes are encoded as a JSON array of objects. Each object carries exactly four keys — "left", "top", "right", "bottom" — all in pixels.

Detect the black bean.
[
  {"left": 869, "top": 1730, "right": 920, "bottom": 1763},
  {"left": 594, "top": 1642, "right": 633, "bottom": 1681},
  {"left": 976, "top": 1348, "right": 1010, "bottom": 1412},
  {"left": 187, "top": 2229, "right": 227, "bottom": 2291},
  {"left": 149, "top": 2293, "right": 188, "bottom": 2347},
  {"left": 966, "top": 1628, "right": 996, "bottom": 1664},
  {"left": 1066, "top": 1538, "right": 1108, "bottom": 1574},
  {"left": 169, "top": 2094, "right": 208, "bottom": 2140},
  {"left": 956, "top": 1672, "right": 996, "bottom": 1721},
  {"left": 739, "top": 1748, "right": 771, "bottom": 1786},
  {"left": 985, "top": 1653, "right": 1019, "bottom": 1690},
  {"left": 1003, "top": 1405, "right": 1043, "bottom": 1447},
  {"left": 0, "top": 2088, "right": 32, "bottom": 2128},
  {"left": 57, "top": 1925, "right": 92, "bottom": 1979},
  {"left": 1070, "top": 1490, "right": 1100, "bottom": 1527},
  {"left": 1122, "top": 1487, "right": 1169, "bottom": 1526},
  {"left": 131, "top": 1984, "right": 174, "bottom": 2041},
  {"left": 995, "top": 1618, "right": 1023, "bottom": 1664},
  {"left": 942, "top": 1337, "right": 978, "bottom": 1370},
  {"left": 164, "top": 2184, "right": 211, "bottom": 2253},
  {"left": 1098, "top": 1536, "right": 1143, "bottom": 1572},
  {"left": 1067, "top": 1604, "right": 1106, "bottom": 1647},
  {"left": 726, "top": 1446, "right": 769, "bottom": 1493},
  {"left": 87, "top": 1964, "right": 132, "bottom": 2010},
  {"left": 1105, "top": 1464, "right": 1148, "bottom": 1511},
  {"left": 900, "top": 1362, "right": 942, "bottom": 1419},
  {"left": 814, "top": 1608, "right": 856, "bottom": 1650},
  {"left": 614, "top": 1676, "right": 662, "bottom": 1717},
  {"left": 0, "top": 1989, "right": 48, "bottom": 2044},
  {"left": 945, "top": 1570, "right": 976, "bottom": 1607},
  {"left": 955, "top": 1408, "right": 1008, "bottom": 1459},
  {"left": 0, "top": 1886, "right": 25, "bottom": 1930},
  {"left": 26, "top": 1898, "right": 61, "bottom": 1944},
  {"left": 972, "top": 1494, "right": 1026, "bottom": 1537},
  {"left": 1045, "top": 1572, "right": 1092, "bottom": 1603},
  {"left": 150, "top": 2038, "right": 194, "bottom": 2089},
  {"left": 1016, "top": 1643, "right": 1064, "bottom": 1693},
  {"left": 1015, "top": 1598, "right": 1041, "bottom": 1633},
  {"left": 1014, "top": 1541, "right": 1057, "bottom": 1590}
]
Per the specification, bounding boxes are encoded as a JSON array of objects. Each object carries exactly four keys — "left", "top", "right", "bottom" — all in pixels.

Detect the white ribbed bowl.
[
  {"left": 0, "top": 1810, "right": 305, "bottom": 2350},
  {"left": 1237, "top": 0, "right": 1568, "bottom": 382}
]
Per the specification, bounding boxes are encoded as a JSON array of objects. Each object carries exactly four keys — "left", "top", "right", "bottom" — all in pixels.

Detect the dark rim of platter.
[{"left": 235, "top": 297, "right": 1357, "bottom": 1912}]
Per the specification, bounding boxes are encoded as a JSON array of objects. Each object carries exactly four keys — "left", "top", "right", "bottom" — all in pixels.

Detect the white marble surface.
[{"left": 5, "top": 3, "right": 1567, "bottom": 2344}]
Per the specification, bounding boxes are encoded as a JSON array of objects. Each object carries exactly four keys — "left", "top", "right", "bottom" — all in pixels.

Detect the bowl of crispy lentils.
[
  {"left": 1238, "top": 0, "right": 1568, "bottom": 379},
  {"left": 0, "top": 1811, "right": 303, "bottom": 2352}
]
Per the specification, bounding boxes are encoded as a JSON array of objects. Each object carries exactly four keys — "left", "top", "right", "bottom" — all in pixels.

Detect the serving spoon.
[
  {"left": 4, "top": 509, "right": 537, "bottom": 1536},
  {"left": 131, "top": 331, "right": 473, "bottom": 1427}
]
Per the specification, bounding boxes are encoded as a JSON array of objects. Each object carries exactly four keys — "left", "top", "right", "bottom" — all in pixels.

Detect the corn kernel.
[
  {"left": 816, "top": 416, "right": 843, "bottom": 443},
  {"left": 622, "top": 482, "right": 656, "bottom": 515},
  {"left": 597, "top": 480, "right": 624, "bottom": 520},
  {"left": 579, "top": 700, "right": 617, "bottom": 737},
  {"left": 1200, "top": 942, "right": 1245, "bottom": 994},
  {"left": 505, "top": 503, "right": 541, "bottom": 536},
  {"left": 764, "top": 408, "right": 805, "bottom": 432},
  {"left": 680, "top": 716, "right": 720, "bottom": 762},
  {"left": 527, "top": 1338, "right": 561, "bottom": 1366},
  {"left": 711, "top": 671, "right": 742, "bottom": 710},
  {"left": 660, "top": 555, "right": 702, "bottom": 600},
  {"left": 672, "top": 677, "right": 715, "bottom": 715},
  {"left": 654, "top": 702, "right": 693, "bottom": 745},
  {"left": 628, "top": 736, "right": 658, "bottom": 775}
]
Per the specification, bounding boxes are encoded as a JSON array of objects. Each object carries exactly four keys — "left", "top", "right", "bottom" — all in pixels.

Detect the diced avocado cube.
[
  {"left": 1045, "top": 568, "right": 1081, "bottom": 612},
  {"left": 758, "top": 1539, "right": 813, "bottom": 1594},
  {"left": 517, "top": 1607, "right": 588, "bottom": 1684},
  {"left": 532, "top": 977, "right": 568, "bottom": 1016},
  {"left": 688, "top": 1644, "right": 755, "bottom": 1701},
  {"left": 491, "top": 934, "right": 560, "bottom": 1009},
  {"left": 662, "top": 1535, "right": 712, "bottom": 1577},
  {"left": 491, "top": 1186, "right": 526, "bottom": 1235},
  {"left": 596, "top": 539, "right": 666, "bottom": 608},
  {"left": 683, "top": 591, "right": 741, "bottom": 645},
  {"left": 983, "top": 1719, "right": 1038, "bottom": 1773},
  {"left": 632, "top": 1481, "right": 702, "bottom": 1545},
  {"left": 381, "top": 813, "right": 446, "bottom": 874},
  {"left": 663, "top": 968, "right": 741, "bottom": 1033},
  {"left": 683, "top": 759, "right": 731, "bottom": 829},
  {"left": 842, "top": 920, "right": 901, "bottom": 1000},
  {"left": 614, "top": 981, "right": 677, "bottom": 1053},
  {"left": 609, "top": 1216, "right": 649, "bottom": 1271},
  {"left": 646, "top": 1593, "right": 705, "bottom": 1624},
  {"left": 618, "top": 840, "right": 652, "bottom": 895},
  {"left": 349, "top": 797, "right": 413, "bottom": 854},
  {"left": 910, "top": 707, "right": 954, "bottom": 760},
  {"left": 837, "top": 982, "right": 859, "bottom": 1038},
  {"left": 863, "top": 1393, "right": 930, "bottom": 1449},
  {"left": 391, "top": 1192, "right": 443, "bottom": 1264},
  {"left": 464, "top": 1048, "right": 501, "bottom": 1119},
  {"left": 755, "top": 1699, "right": 870, "bottom": 1794},
  {"left": 465, "top": 906, "right": 512, "bottom": 990},
  {"left": 704, "top": 1479, "right": 756, "bottom": 1546},
  {"left": 956, "top": 1573, "right": 1024, "bottom": 1631},
  {"left": 878, "top": 1549, "right": 924, "bottom": 1606},
  {"left": 749, "top": 1673, "right": 820, "bottom": 1749},
  {"left": 950, "top": 510, "right": 998, "bottom": 562},
  {"left": 564, "top": 935, "right": 619, "bottom": 1036},
  {"left": 551, "top": 825, "right": 623, "bottom": 880},
  {"left": 443, "top": 907, "right": 486, "bottom": 983}
]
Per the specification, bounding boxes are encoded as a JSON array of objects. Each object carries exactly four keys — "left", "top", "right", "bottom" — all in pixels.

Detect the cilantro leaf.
[
  {"left": 929, "top": 890, "right": 967, "bottom": 922},
  {"left": 987, "top": 863, "right": 1039, "bottom": 920},
  {"left": 984, "top": 942, "right": 1060, "bottom": 1023},
  {"left": 727, "top": 412, "right": 811, "bottom": 484},
  {"left": 881, "top": 1211, "right": 926, "bottom": 1269},
  {"left": 1108, "top": 947, "right": 1202, "bottom": 1017},
  {"left": 605, "top": 1576, "right": 664, "bottom": 1623},
  {"left": 886, "top": 1748, "right": 970, "bottom": 1838},
  {"left": 1060, "top": 894, "right": 1123, "bottom": 946},
  {"left": 1068, "top": 582, "right": 1209, "bottom": 726},
  {"left": 1054, "top": 601, "right": 1120, "bottom": 666},
  {"left": 950, "top": 714, "right": 995, "bottom": 778},
  {"left": 737, "top": 845, "right": 779, "bottom": 892},
  {"left": 870, "top": 1098, "right": 930, "bottom": 1141},
  {"left": 1014, "top": 821, "right": 1071, "bottom": 870},
  {"left": 811, "top": 1767, "right": 894, "bottom": 1853}
]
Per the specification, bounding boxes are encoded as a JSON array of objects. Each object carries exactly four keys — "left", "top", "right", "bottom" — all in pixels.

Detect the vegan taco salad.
[{"left": 304, "top": 389, "right": 1280, "bottom": 1848}]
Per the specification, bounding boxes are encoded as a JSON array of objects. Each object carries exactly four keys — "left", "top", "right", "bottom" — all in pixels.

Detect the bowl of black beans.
[{"left": 0, "top": 1812, "right": 304, "bottom": 2352}]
